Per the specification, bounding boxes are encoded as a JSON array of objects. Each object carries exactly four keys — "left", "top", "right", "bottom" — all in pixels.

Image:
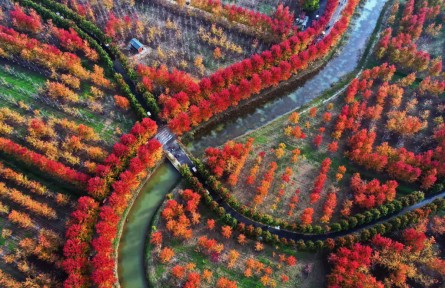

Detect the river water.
[
  {"left": 118, "top": 161, "right": 181, "bottom": 288},
  {"left": 189, "top": 0, "right": 387, "bottom": 154}
]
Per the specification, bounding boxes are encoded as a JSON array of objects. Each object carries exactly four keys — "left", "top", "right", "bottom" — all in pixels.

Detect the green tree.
[{"left": 303, "top": 0, "right": 320, "bottom": 11}]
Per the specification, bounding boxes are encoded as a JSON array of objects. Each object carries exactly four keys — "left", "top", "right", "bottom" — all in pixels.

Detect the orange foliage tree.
[
  {"left": 114, "top": 95, "right": 130, "bottom": 110},
  {"left": 205, "top": 138, "right": 254, "bottom": 186},
  {"left": 159, "top": 247, "right": 175, "bottom": 263}
]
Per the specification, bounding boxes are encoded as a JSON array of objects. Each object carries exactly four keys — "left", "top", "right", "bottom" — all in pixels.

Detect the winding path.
[{"left": 198, "top": 179, "right": 445, "bottom": 241}]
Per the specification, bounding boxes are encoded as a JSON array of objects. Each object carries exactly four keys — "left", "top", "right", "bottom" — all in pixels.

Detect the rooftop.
[{"left": 130, "top": 38, "right": 144, "bottom": 49}]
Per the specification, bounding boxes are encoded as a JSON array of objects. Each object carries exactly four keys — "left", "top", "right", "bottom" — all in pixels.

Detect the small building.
[{"left": 130, "top": 38, "right": 144, "bottom": 53}]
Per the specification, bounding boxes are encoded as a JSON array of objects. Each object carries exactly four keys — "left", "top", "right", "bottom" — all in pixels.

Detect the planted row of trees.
[
  {"left": 190, "top": 1, "right": 295, "bottom": 39},
  {"left": 136, "top": 0, "right": 345, "bottom": 133},
  {"left": 0, "top": 182, "right": 57, "bottom": 219},
  {"left": 0, "top": 137, "right": 90, "bottom": 187},
  {"left": 52, "top": 26, "right": 99, "bottom": 61},
  {"left": 9, "top": 3, "right": 43, "bottom": 33},
  {"left": 166, "top": 0, "right": 356, "bottom": 134},
  {"left": 62, "top": 196, "right": 100, "bottom": 288},
  {"left": 0, "top": 161, "right": 48, "bottom": 196},
  {"left": 87, "top": 118, "right": 158, "bottom": 199},
  {"left": 0, "top": 24, "right": 89, "bottom": 78},
  {"left": 91, "top": 138, "right": 163, "bottom": 287}
]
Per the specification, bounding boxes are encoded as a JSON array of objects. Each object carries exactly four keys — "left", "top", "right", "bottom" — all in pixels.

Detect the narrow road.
[
  {"left": 195, "top": 166, "right": 445, "bottom": 241},
  {"left": 152, "top": 130, "right": 445, "bottom": 242}
]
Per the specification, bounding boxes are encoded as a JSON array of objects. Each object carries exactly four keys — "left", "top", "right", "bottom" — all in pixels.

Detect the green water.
[{"left": 118, "top": 161, "right": 180, "bottom": 288}]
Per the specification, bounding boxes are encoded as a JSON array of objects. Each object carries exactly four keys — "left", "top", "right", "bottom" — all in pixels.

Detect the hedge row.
[
  {"left": 192, "top": 157, "right": 431, "bottom": 234},
  {"left": 23, "top": 0, "right": 110, "bottom": 43},
  {"left": 181, "top": 163, "right": 445, "bottom": 251},
  {"left": 326, "top": 198, "right": 445, "bottom": 250}
]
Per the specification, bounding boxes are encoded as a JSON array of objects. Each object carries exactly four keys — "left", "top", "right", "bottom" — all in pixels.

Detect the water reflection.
[{"left": 118, "top": 162, "right": 181, "bottom": 288}]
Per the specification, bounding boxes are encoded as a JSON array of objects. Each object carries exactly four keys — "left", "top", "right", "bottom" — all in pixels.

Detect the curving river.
[
  {"left": 188, "top": 0, "right": 388, "bottom": 154},
  {"left": 118, "top": 161, "right": 180, "bottom": 288}
]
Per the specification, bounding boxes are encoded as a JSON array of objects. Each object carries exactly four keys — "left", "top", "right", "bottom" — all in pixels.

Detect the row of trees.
[
  {"left": 8, "top": 209, "right": 34, "bottom": 228},
  {"left": 0, "top": 161, "right": 48, "bottom": 196},
  {"left": 254, "top": 161, "right": 278, "bottom": 207},
  {"left": 165, "top": 0, "right": 358, "bottom": 134},
  {"left": 0, "top": 24, "right": 89, "bottom": 79},
  {"left": 87, "top": 118, "right": 158, "bottom": 199},
  {"left": 52, "top": 26, "right": 99, "bottom": 61},
  {"left": 191, "top": 1, "right": 295, "bottom": 39},
  {"left": 309, "top": 157, "right": 331, "bottom": 203},
  {"left": 0, "top": 182, "right": 57, "bottom": 219},
  {"left": 62, "top": 196, "right": 100, "bottom": 288},
  {"left": 136, "top": 0, "right": 343, "bottom": 132},
  {"left": 197, "top": 24, "right": 244, "bottom": 55},
  {"left": 9, "top": 3, "right": 43, "bottom": 33},
  {"left": 0, "top": 137, "right": 90, "bottom": 187},
  {"left": 91, "top": 137, "right": 163, "bottom": 287},
  {"left": 320, "top": 188, "right": 337, "bottom": 223},
  {"left": 246, "top": 151, "right": 265, "bottom": 185}
]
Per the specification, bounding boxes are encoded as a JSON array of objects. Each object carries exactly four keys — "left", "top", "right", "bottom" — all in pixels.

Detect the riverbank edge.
[
  {"left": 182, "top": 0, "right": 371, "bottom": 145},
  {"left": 114, "top": 159, "right": 165, "bottom": 288}
]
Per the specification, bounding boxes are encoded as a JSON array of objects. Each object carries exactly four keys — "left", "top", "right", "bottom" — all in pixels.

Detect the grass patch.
[{"left": 0, "top": 63, "right": 132, "bottom": 144}]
